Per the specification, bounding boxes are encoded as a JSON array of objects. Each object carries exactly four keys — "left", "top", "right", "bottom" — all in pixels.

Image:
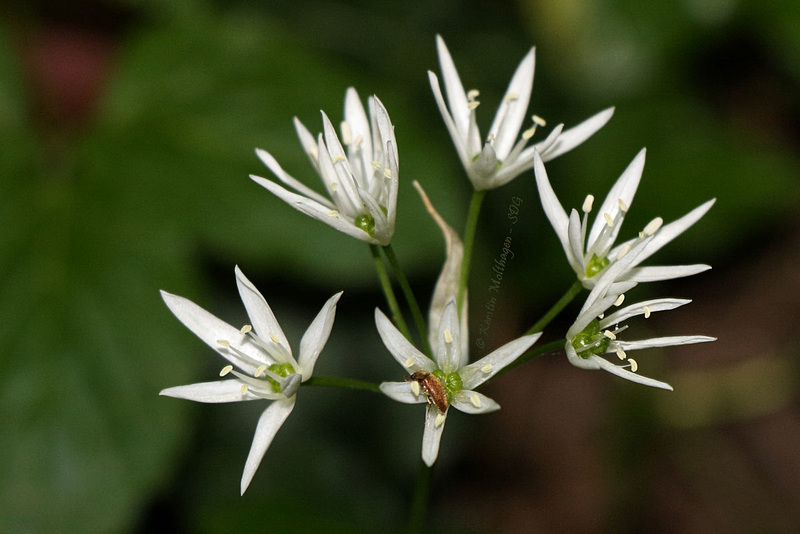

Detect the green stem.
[
  {"left": 302, "top": 376, "right": 382, "bottom": 393},
  {"left": 525, "top": 279, "right": 584, "bottom": 335},
  {"left": 407, "top": 459, "right": 432, "bottom": 534},
  {"left": 493, "top": 338, "right": 565, "bottom": 379},
  {"left": 371, "top": 244, "right": 412, "bottom": 341},
  {"left": 382, "top": 244, "right": 431, "bottom": 356},
  {"left": 457, "top": 190, "right": 486, "bottom": 314}
]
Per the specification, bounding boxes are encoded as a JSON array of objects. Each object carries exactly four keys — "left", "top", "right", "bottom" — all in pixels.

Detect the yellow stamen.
[
  {"left": 616, "top": 349, "right": 627, "bottom": 360},
  {"left": 614, "top": 294, "right": 625, "bottom": 306},
  {"left": 481, "top": 363, "right": 493, "bottom": 373},
  {"left": 470, "top": 394, "right": 481, "bottom": 408},
  {"left": 532, "top": 114, "right": 546, "bottom": 127},
  {"left": 582, "top": 195, "right": 594, "bottom": 213},
  {"left": 629, "top": 358, "right": 638, "bottom": 372},
  {"left": 410, "top": 381, "right": 421, "bottom": 396},
  {"left": 332, "top": 155, "right": 346, "bottom": 164},
  {"left": 220, "top": 365, "right": 233, "bottom": 377},
  {"left": 604, "top": 213, "right": 614, "bottom": 227},
  {"left": 255, "top": 365, "right": 267, "bottom": 378},
  {"left": 444, "top": 329, "right": 453, "bottom": 344},
  {"left": 434, "top": 413, "right": 446, "bottom": 427},
  {"left": 643, "top": 306, "right": 651, "bottom": 319},
  {"left": 403, "top": 357, "right": 416, "bottom": 369},
  {"left": 240, "top": 325, "right": 252, "bottom": 334},
  {"left": 604, "top": 330, "right": 617, "bottom": 340},
  {"left": 269, "top": 333, "right": 281, "bottom": 344}
]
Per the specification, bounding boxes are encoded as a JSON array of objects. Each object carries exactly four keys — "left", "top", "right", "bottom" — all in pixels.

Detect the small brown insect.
[{"left": 406, "top": 371, "right": 448, "bottom": 412}]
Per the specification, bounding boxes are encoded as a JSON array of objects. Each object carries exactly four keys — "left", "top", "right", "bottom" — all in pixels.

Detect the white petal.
[
  {"left": 533, "top": 150, "right": 571, "bottom": 257},
  {"left": 539, "top": 107, "right": 614, "bottom": 161},
  {"left": 435, "top": 299, "right": 461, "bottom": 374},
  {"left": 588, "top": 149, "right": 646, "bottom": 249},
  {"left": 375, "top": 308, "right": 436, "bottom": 372},
  {"left": 592, "top": 356, "right": 673, "bottom": 390},
  {"left": 487, "top": 48, "right": 535, "bottom": 159},
  {"left": 567, "top": 209, "right": 586, "bottom": 275},
  {"left": 421, "top": 405, "right": 447, "bottom": 466},
  {"left": 160, "top": 290, "right": 265, "bottom": 374},
  {"left": 235, "top": 266, "right": 290, "bottom": 351},
  {"left": 460, "top": 333, "right": 541, "bottom": 390},
  {"left": 249, "top": 174, "right": 381, "bottom": 244},
  {"left": 428, "top": 70, "right": 470, "bottom": 167},
  {"left": 297, "top": 291, "right": 343, "bottom": 377},
  {"left": 255, "top": 147, "right": 332, "bottom": 207},
  {"left": 622, "top": 264, "right": 711, "bottom": 282},
  {"left": 600, "top": 298, "right": 691, "bottom": 327},
  {"left": 379, "top": 381, "right": 427, "bottom": 404},
  {"left": 160, "top": 379, "right": 262, "bottom": 403},
  {"left": 451, "top": 390, "right": 500, "bottom": 414},
  {"left": 435, "top": 35, "right": 471, "bottom": 140},
  {"left": 344, "top": 88, "right": 373, "bottom": 173},
  {"left": 240, "top": 397, "right": 296, "bottom": 494},
  {"left": 628, "top": 198, "right": 716, "bottom": 267},
  {"left": 617, "top": 335, "right": 716, "bottom": 351}
]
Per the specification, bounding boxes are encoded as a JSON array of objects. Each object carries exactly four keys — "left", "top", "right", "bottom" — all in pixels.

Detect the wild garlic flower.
[
  {"left": 377, "top": 299, "right": 541, "bottom": 466},
  {"left": 159, "top": 266, "right": 342, "bottom": 494},
  {"left": 565, "top": 254, "right": 715, "bottom": 390},
  {"left": 534, "top": 149, "right": 716, "bottom": 289},
  {"left": 429, "top": 35, "right": 614, "bottom": 190},
  {"left": 377, "top": 184, "right": 540, "bottom": 465},
  {"left": 251, "top": 88, "right": 399, "bottom": 245}
]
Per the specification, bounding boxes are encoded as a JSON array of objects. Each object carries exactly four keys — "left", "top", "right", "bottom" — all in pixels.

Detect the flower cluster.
[{"left": 159, "top": 35, "right": 716, "bottom": 494}]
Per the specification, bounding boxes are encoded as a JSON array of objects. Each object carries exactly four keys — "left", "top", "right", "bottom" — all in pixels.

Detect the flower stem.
[
  {"left": 525, "top": 279, "right": 584, "bottom": 335},
  {"left": 407, "top": 459, "right": 432, "bottom": 534},
  {"left": 382, "top": 244, "right": 431, "bottom": 356},
  {"left": 457, "top": 190, "right": 486, "bottom": 313},
  {"left": 302, "top": 376, "right": 382, "bottom": 393},
  {"left": 371, "top": 244, "right": 412, "bottom": 342},
  {"left": 492, "top": 339, "right": 564, "bottom": 379}
]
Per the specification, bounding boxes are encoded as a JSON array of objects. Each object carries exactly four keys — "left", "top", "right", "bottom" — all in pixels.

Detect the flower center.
[
  {"left": 570, "top": 318, "right": 610, "bottom": 359},
  {"left": 432, "top": 369, "right": 463, "bottom": 401},
  {"left": 264, "top": 362, "right": 296, "bottom": 393},
  {"left": 584, "top": 253, "right": 610, "bottom": 279},
  {"left": 354, "top": 213, "right": 375, "bottom": 236}
]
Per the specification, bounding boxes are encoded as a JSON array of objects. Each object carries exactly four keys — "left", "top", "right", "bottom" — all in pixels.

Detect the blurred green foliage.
[{"left": 1, "top": 0, "right": 798, "bottom": 532}]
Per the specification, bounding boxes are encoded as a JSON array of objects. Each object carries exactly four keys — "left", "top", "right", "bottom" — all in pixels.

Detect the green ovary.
[
  {"left": 570, "top": 318, "right": 610, "bottom": 359},
  {"left": 354, "top": 213, "right": 376, "bottom": 237},
  {"left": 266, "top": 362, "right": 296, "bottom": 393},
  {"left": 585, "top": 254, "right": 609, "bottom": 278},
  {"left": 433, "top": 369, "right": 463, "bottom": 400}
]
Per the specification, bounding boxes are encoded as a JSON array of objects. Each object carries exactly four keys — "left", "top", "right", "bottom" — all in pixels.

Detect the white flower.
[
  {"left": 565, "top": 257, "right": 715, "bottom": 390},
  {"left": 534, "top": 148, "right": 716, "bottom": 289},
  {"left": 377, "top": 184, "right": 540, "bottom": 465},
  {"left": 159, "top": 266, "right": 342, "bottom": 494},
  {"left": 251, "top": 88, "right": 399, "bottom": 245},
  {"left": 429, "top": 35, "right": 614, "bottom": 190},
  {"left": 377, "top": 299, "right": 541, "bottom": 466}
]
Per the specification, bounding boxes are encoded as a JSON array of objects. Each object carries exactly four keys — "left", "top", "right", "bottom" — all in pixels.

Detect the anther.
[
  {"left": 240, "top": 325, "right": 252, "bottom": 335},
  {"left": 643, "top": 306, "right": 651, "bottom": 319},
  {"left": 504, "top": 93, "right": 519, "bottom": 102},
  {"left": 217, "top": 339, "right": 230, "bottom": 348},
  {"left": 614, "top": 294, "right": 625, "bottom": 306},
  {"left": 522, "top": 126, "right": 536, "bottom": 139},
  {"left": 467, "top": 101, "right": 480, "bottom": 111},
  {"left": 618, "top": 199, "right": 629, "bottom": 212},
  {"left": 603, "top": 213, "right": 614, "bottom": 227},
  {"left": 241, "top": 384, "right": 249, "bottom": 395},
  {"left": 383, "top": 168, "right": 392, "bottom": 178},
  {"left": 340, "top": 121, "right": 352, "bottom": 144},
  {"left": 444, "top": 329, "right": 453, "bottom": 344},
  {"left": 582, "top": 195, "right": 595, "bottom": 213},
  {"left": 628, "top": 358, "right": 638, "bottom": 372},
  {"left": 481, "top": 363, "right": 493, "bottom": 373},
  {"left": 470, "top": 394, "right": 481, "bottom": 408},
  {"left": 532, "top": 115, "right": 546, "bottom": 127},
  {"left": 616, "top": 244, "right": 631, "bottom": 260},
  {"left": 327, "top": 210, "right": 339, "bottom": 217},
  {"left": 616, "top": 349, "right": 627, "bottom": 360},
  {"left": 220, "top": 365, "right": 233, "bottom": 377},
  {"left": 434, "top": 413, "right": 446, "bottom": 427},
  {"left": 404, "top": 357, "right": 416, "bottom": 368},
  {"left": 255, "top": 365, "right": 267, "bottom": 378},
  {"left": 643, "top": 217, "right": 663, "bottom": 236},
  {"left": 410, "top": 381, "right": 421, "bottom": 396},
  {"left": 269, "top": 333, "right": 281, "bottom": 344},
  {"left": 331, "top": 182, "right": 339, "bottom": 191},
  {"left": 603, "top": 330, "right": 617, "bottom": 340},
  {"left": 353, "top": 135, "right": 363, "bottom": 149},
  {"left": 332, "top": 155, "right": 346, "bottom": 164},
  {"left": 371, "top": 161, "right": 382, "bottom": 170},
  {"left": 467, "top": 89, "right": 480, "bottom": 100}
]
